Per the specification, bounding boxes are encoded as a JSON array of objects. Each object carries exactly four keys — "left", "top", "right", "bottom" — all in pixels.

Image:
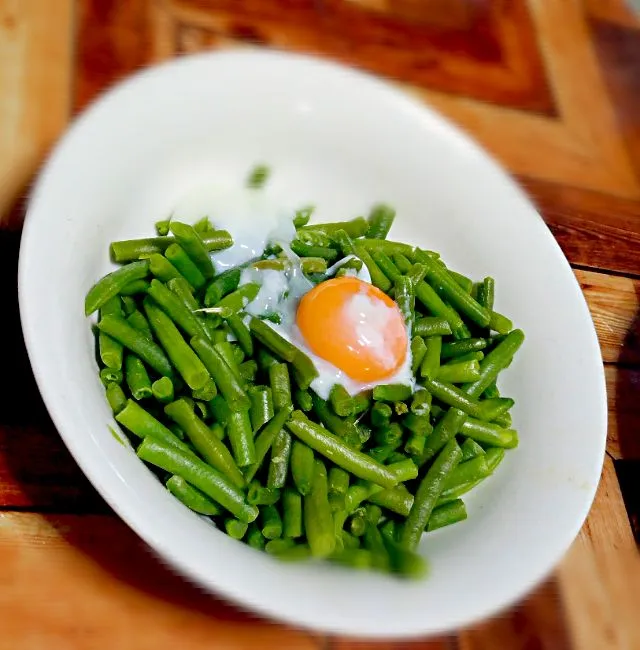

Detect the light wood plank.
[
  {"left": 557, "top": 455, "right": 640, "bottom": 650},
  {"left": 0, "top": 0, "right": 73, "bottom": 229},
  {"left": 0, "top": 511, "right": 319, "bottom": 650},
  {"left": 577, "top": 269, "right": 640, "bottom": 364}
]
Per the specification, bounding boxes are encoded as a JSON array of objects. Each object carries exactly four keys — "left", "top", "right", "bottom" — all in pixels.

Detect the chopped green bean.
[{"left": 85, "top": 260, "right": 149, "bottom": 315}]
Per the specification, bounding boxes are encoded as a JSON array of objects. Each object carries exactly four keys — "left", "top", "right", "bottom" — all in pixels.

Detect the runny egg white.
[{"left": 172, "top": 184, "right": 414, "bottom": 400}]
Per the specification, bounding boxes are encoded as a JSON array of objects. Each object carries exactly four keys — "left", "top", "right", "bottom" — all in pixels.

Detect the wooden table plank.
[
  {"left": 0, "top": 0, "right": 73, "bottom": 229},
  {"left": 557, "top": 455, "right": 640, "bottom": 650},
  {"left": 0, "top": 511, "right": 320, "bottom": 650}
]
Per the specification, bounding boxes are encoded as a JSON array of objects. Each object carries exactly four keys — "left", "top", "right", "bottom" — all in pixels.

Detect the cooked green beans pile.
[{"left": 86, "top": 181, "right": 524, "bottom": 579}]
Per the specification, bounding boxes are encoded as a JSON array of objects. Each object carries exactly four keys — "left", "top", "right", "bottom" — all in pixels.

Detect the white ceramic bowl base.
[{"left": 19, "top": 50, "right": 607, "bottom": 638}]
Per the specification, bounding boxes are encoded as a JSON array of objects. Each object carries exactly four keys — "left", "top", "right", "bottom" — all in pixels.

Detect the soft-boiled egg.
[{"left": 297, "top": 277, "right": 408, "bottom": 382}]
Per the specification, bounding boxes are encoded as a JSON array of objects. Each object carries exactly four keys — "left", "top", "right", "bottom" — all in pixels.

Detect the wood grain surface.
[{"left": 1, "top": 0, "right": 639, "bottom": 648}]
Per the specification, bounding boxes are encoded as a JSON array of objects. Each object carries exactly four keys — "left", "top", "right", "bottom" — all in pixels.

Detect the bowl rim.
[{"left": 17, "top": 47, "right": 607, "bottom": 638}]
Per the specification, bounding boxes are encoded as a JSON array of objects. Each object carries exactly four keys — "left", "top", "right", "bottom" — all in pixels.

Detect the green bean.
[
  {"left": 243, "top": 406, "right": 293, "bottom": 483},
  {"left": 192, "top": 216, "right": 212, "bottom": 234},
  {"left": 493, "top": 411, "right": 513, "bottom": 428},
  {"left": 286, "top": 411, "right": 399, "bottom": 489},
  {"left": 85, "top": 260, "right": 149, "bottom": 315},
  {"left": 226, "top": 409, "right": 256, "bottom": 468},
  {"left": 190, "top": 336, "right": 250, "bottom": 412},
  {"left": 290, "top": 240, "right": 338, "bottom": 262},
  {"left": 331, "top": 548, "right": 373, "bottom": 570},
  {"left": 226, "top": 314, "right": 253, "bottom": 356},
  {"left": 352, "top": 393, "right": 371, "bottom": 416},
  {"left": 126, "top": 310, "right": 152, "bottom": 339},
  {"left": 418, "top": 407, "right": 467, "bottom": 466},
  {"left": 417, "top": 252, "right": 490, "bottom": 328},
  {"left": 208, "top": 394, "right": 230, "bottom": 427},
  {"left": 165, "top": 243, "right": 206, "bottom": 291},
  {"left": 312, "top": 395, "right": 362, "bottom": 449},
  {"left": 261, "top": 504, "right": 283, "bottom": 539},
  {"left": 349, "top": 509, "right": 367, "bottom": 537},
  {"left": 147, "top": 279, "right": 208, "bottom": 340},
  {"left": 267, "top": 430, "right": 292, "bottom": 489},
  {"left": 413, "top": 317, "right": 452, "bottom": 338},
  {"left": 124, "top": 354, "right": 152, "bottom": 400},
  {"left": 410, "top": 389, "right": 431, "bottom": 416},
  {"left": 120, "top": 295, "right": 137, "bottom": 315},
  {"left": 110, "top": 237, "right": 172, "bottom": 263},
  {"left": 357, "top": 239, "right": 416, "bottom": 258},
  {"left": 367, "top": 484, "right": 414, "bottom": 517},
  {"left": 400, "top": 438, "right": 462, "bottom": 550},
  {"left": 443, "top": 454, "right": 490, "bottom": 489},
  {"left": 203, "top": 269, "right": 241, "bottom": 307},
  {"left": 438, "top": 448, "right": 505, "bottom": 504},
  {"left": 290, "top": 440, "right": 315, "bottom": 496},
  {"left": 209, "top": 423, "right": 225, "bottom": 441},
  {"left": 225, "top": 518, "right": 248, "bottom": 540},
  {"left": 363, "top": 203, "right": 395, "bottom": 239},
  {"left": 119, "top": 279, "right": 150, "bottom": 296},
  {"left": 282, "top": 487, "right": 303, "bottom": 538},
  {"left": 265, "top": 539, "right": 302, "bottom": 558},
  {"left": 426, "top": 499, "right": 468, "bottom": 532},
  {"left": 370, "top": 250, "right": 402, "bottom": 284},
  {"left": 405, "top": 432, "right": 426, "bottom": 457},
  {"left": 423, "top": 378, "right": 494, "bottom": 421},
  {"left": 98, "top": 298, "right": 124, "bottom": 369},
  {"left": 155, "top": 219, "right": 171, "bottom": 236},
  {"left": 371, "top": 402, "right": 392, "bottom": 428},
  {"left": 290, "top": 350, "right": 319, "bottom": 390},
  {"left": 249, "top": 318, "right": 297, "bottom": 362},
  {"left": 247, "top": 386, "right": 274, "bottom": 433},
  {"left": 483, "top": 380, "right": 500, "bottom": 399},
  {"left": 477, "top": 277, "right": 495, "bottom": 311},
  {"left": 462, "top": 329, "right": 525, "bottom": 398},
  {"left": 445, "top": 351, "right": 484, "bottom": 365},
  {"left": 201, "top": 229, "right": 233, "bottom": 252},
  {"left": 362, "top": 521, "right": 390, "bottom": 571},
  {"left": 137, "top": 437, "right": 257, "bottom": 523},
  {"left": 394, "top": 401, "right": 408, "bottom": 416},
  {"left": 354, "top": 243, "right": 391, "bottom": 292},
  {"left": 329, "top": 384, "right": 354, "bottom": 417},
  {"left": 403, "top": 412, "right": 432, "bottom": 436},
  {"left": 246, "top": 524, "right": 266, "bottom": 550},
  {"left": 407, "top": 262, "right": 428, "bottom": 289},
  {"left": 441, "top": 338, "right": 488, "bottom": 359},
  {"left": 460, "top": 437, "right": 486, "bottom": 461},
  {"left": 373, "top": 422, "right": 403, "bottom": 448},
  {"left": 239, "top": 360, "right": 258, "bottom": 384},
  {"left": 105, "top": 382, "right": 127, "bottom": 415},
  {"left": 166, "top": 475, "right": 221, "bottom": 516},
  {"left": 203, "top": 283, "right": 260, "bottom": 318},
  {"left": 414, "top": 281, "right": 469, "bottom": 340},
  {"left": 392, "top": 253, "right": 413, "bottom": 273},
  {"left": 97, "top": 315, "right": 173, "bottom": 378},
  {"left": 436, "top": 360, "right": 481, "bottom": 384},
  {"left": 394, "top": 275, "right": 415, "bottom": 329},
  {"left": 143, "top": 299, "right": 210, "bottom": 390},
  {"left": 372, "top": 384, "right": 412, "bottom": 402},
  {"left": 212, "top": 341, "right": 241, "bottom": 381},
  {"left": 328, "top": 468, "right": 350, "bottom": 499},
  {"left": 293, "top": 388, "right": 313, "bottom": 412},
  {"left": 410, "top": 336, "right": 428, "bottom": 375},
  {"left": 169, "top": 222, "right": 214, "bottom": 280},
  {"left": 490, "top": 311, "right": 513, "bottom": 334},
  {"left": 268, "top": 363, "right": 292, "bottom": 410},
  {"left": 293, "top": 206, "right": 314, "bottom": 228},
  {"left": 247, "top": 481, "right": 281, "bottom": 506},
  {"left": 332, "top": 229, "right": 357, "bottom": 257},
  {"left": 419, "top": 335, "right": 442, "bottom": 381},
  {"left": 367, "top": 445, "right": 394, "bottom": 464},
  {"left": 115, "top": 400, "right": 191, "bottom": 452},
  {"left": 165, "top": 398, "right": 245, "bottom": 486},
  {"left": 192, "top": 379, "right": 217, "bottom": 401},
  {"left": 304, "top": 460, "right": 336, "bottom": 557},
  {"left": 301, "top": 216, "right": 368, "bottom": 240},
  {"left": 460, "top": 417, "right": 518, "bottom": 448},
  {"left": 247, "top": 163, "right": 270, "bottom": 188}
]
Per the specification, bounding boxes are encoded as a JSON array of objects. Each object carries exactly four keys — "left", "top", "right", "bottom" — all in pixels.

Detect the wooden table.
[{"left": 1, "top": 1, "right": 639, "bottom": 648}]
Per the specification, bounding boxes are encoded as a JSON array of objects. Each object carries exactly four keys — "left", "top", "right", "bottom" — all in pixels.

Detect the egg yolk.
[{"left": 296, "top": 276, "right": 408, "bottom": 382}]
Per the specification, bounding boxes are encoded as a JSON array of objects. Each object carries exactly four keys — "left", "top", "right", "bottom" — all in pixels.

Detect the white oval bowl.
[{"left": 18, "top": 50, "right": 606, "bottom": 638}]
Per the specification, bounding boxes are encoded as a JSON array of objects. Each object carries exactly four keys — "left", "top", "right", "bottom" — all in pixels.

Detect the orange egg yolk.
[{"left": 296, "top": 276, "right": 408, "bottom": 382}]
